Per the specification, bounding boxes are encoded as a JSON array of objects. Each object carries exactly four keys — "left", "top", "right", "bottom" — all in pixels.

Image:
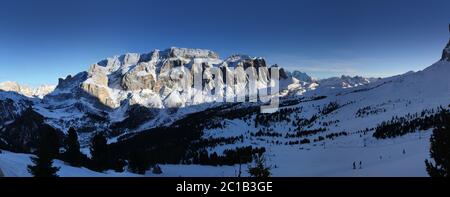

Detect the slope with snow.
[
  {"left": 0, "top": 150, "right": 141, "bottom": 177},
  {"left": 197, "top": 37, "right": 450, "bottom": 177}
]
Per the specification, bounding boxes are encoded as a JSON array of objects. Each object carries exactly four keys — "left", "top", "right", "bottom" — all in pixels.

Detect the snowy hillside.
[
  {"left": 198, "top": 58, "right": 449, "bottom": 176},
  {"left": 0, "top": 150, "right": 141, "bottom": 177},
  {"left": 0, "top": 130, "right": 432, "bottom": 177}
]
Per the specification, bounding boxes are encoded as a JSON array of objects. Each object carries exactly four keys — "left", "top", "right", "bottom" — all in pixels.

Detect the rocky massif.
[
  {"left": 47, "top": 47, "right": 299, "bottom": 110},
  {"left": 0, "top": 47, "right": 315, "bottom": 149}
]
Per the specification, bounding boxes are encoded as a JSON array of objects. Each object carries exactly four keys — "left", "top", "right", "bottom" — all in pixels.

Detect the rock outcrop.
[
  {"left": 442, "top": 41, "right": 450, "bottom": 61},
  {"left": 441, "top": 24, "right": 450, "bottom": 61}
]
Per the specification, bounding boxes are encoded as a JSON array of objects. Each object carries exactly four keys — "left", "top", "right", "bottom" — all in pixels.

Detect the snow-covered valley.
[{"left": 0, "top": 131, "right": 431, "bottom": 177}]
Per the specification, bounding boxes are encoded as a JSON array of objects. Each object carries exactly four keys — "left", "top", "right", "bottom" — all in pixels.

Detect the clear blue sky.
[{"left": 0, "top": 0, "right": 449, "bottom": 86}]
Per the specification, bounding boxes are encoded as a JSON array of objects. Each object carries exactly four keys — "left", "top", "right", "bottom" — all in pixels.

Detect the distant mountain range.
[{"left": 0, "top": 81, "right": 55, "bottom": 99}]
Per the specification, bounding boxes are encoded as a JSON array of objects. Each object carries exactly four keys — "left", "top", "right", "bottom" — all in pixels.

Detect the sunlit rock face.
[{"left": 49, "top": 47, "right": 299, "bottom": 109}]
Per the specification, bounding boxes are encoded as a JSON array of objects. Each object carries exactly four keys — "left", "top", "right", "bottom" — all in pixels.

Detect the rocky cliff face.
[
  {"left": 440, "top": 25, "right": 450, "bottom": 61},
  {"left": 442, "top": 40, "right": 450, "bottom": 61},
  {"left": 48, "top": 47, "right": 298, "bottom": 109}
]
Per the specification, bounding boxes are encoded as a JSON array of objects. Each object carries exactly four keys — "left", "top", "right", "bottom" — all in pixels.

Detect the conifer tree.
[
  {"left": 27, "top": 126, "right": 60, "bottom": 177},
  {"left": 128, "top": 149, "right": 148, "bottom": 174},
  {"left": 152, "top": 164, "right": 162, "bottom": 174},
  {"left": 64, "top": 127, "right": 83, "bottom": 167},
  {"left": 90, "top": 133, "right": 108, "bottom": 172},
  {"left": 248, "top": 153, "right": 271, "bottom": 177},
  {"left": 425, "top": 109, "right": 450, "bottom": 177}
]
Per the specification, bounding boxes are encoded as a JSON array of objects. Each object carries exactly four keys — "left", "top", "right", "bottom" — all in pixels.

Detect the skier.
[
  {"left": 353, "top": 161, "right": 356, "bottom": 170},
  {"left": 359, "top": 161, "right": 362, "bottom": 169}
]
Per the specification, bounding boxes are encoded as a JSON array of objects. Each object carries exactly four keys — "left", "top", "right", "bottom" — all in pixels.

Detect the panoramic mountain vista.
[
  {"left": 1, "top": 26, "right": 449, "bottom": 177},
  {"left": 1, "top": 0, "right": 450, "bottom": 185}
]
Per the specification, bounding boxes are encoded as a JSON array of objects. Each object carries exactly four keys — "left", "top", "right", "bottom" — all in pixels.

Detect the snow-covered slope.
[
  {"left": 0, "top": 150, "right": 140, "bottom": 177},
  {"left": 194, "top": 35, "right": 450, "bottom": 177},
  {"left": 0, "top": 90, "right": 32, "bottom": 126}
]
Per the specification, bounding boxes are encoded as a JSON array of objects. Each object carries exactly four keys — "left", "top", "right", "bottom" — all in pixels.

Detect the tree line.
[{"left": 373, "top": 107, "right": 449, "bottom": 139}]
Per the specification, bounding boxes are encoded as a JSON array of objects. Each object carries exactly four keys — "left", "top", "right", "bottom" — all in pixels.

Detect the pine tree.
[
  {"left": 248, "top": 153, "right": 271, "bottom": 177},
  {"left": 27, "top": 126, "right": 60, "bottom": 177},
  {"left": 64, "top": 127, "right": 83, "bottom": 167},
  {"left": 425, "top": 110, "right": 450, "bottom": 177},
  {"left": 128, "top": 149, "right": 148, "bottom": 174},
  {"left": 152, "top": 164, "right": 162, "bottom": 174},
  {"left": 90, "top": 133, "right": 108, "bottom": 172}
]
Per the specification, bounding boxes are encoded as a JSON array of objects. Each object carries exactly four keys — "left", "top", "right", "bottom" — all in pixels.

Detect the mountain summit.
[{"left": 441, "top": 24, "right": 450, "bottom": 61}]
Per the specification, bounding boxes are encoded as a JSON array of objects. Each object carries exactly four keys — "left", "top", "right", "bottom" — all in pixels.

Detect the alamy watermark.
[{"left": 166, "top": 62, "right": 280, "bottom": 113}]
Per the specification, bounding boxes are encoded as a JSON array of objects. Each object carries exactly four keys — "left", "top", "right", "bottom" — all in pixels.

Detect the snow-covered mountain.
[
  {"left": 46, "top": 47, "right": 296, "bottom": 109},
  {"left": 287, "top": 70, "right": 314, "bottom": 83},
  {"left": 0, "top": 90, "right": 32, "bottom": 126},
  {"left": 317, "top": 75, "right": 379, "bottom": 89},
  {"left": 0, "top": 81, "right": 55, "bottom": 99},
  {"left": 25, "top": 47, "right": 301, "bottom": 139},
  {"left": 1, "top": 27, "right": 450, "bottom": 177}
]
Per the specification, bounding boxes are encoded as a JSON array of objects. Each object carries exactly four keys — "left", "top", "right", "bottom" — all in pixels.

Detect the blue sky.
[{"left": 0, "top": 0, "right": 449, "bottom": 86}]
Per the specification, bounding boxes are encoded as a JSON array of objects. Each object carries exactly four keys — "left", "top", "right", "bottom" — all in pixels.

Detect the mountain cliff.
[{"left": 46, "top": 47, "right": 296, "bottom": 110}]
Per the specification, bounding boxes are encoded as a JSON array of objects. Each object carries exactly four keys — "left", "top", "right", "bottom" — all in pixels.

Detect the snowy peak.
[
  {"left": 165, "top": 47, "right": 220, "bottom": 59},
  {"left": 96, "top": 47, "right": 220, "bottom": 71},
  {"left": 287, "top": 70, "right": 313, "bottom": 83},
  {"left": 0, "top": 81, "right": 55, "bottom": 98},
  {"left": 318, "top": 75, "right": 378, "bottom": 89}
]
